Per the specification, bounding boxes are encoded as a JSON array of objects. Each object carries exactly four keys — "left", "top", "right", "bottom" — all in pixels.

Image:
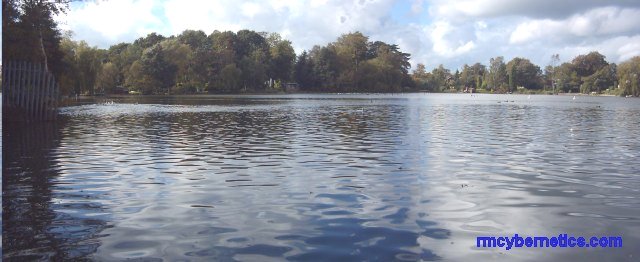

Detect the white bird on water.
[{"left": 572, "top": 96, "right": 576, "bottom": 100}]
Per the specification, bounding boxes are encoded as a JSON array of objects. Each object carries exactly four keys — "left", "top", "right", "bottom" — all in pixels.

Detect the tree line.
[
  {"left": 58, "top": 30, "right": 414, "bottom": 95},
  {"left": 3, "top": 0, "right": 639, "bottom": 97},
  {"left": 412, "top": 52, "right": 639, "bottom": 97}
]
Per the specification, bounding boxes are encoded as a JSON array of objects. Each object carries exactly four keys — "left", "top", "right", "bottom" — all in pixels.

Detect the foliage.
[
  {"left": 617, "top": 56, "right": 640, "bottom": 97},
  {"left": 96, "top": 62, "right": 119, "bottom": 94},
  {"left": 294, "top": 51, "right": 314, "bottom": 91},
  {"left": 292, "top": 32, "right": 412, "bottom": 92},
  {"left": 554, "top": 62, "right": 581, "bottom": 93},
  {"left": 460, "top": 63, "right": 486, "bottom": 90},
  {"left": 506, "top": 57, "right": 542, "bottom": 90},
  {"left": 486, "top": 56, "right": 508, "bottom": 92},
  {"left": 572, "top": 51, "right": 608, "bottom": 78},
  {"left": 3, "top": 0, "right": 69, "bottom": 78},
  {"left": 411, "top": 63, "right": 430, "bottom": 91}
]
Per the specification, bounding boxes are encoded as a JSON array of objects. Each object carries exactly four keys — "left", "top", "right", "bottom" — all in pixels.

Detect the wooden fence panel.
[{"left": 2, "top": 60, "right": 59, "bottom": 121}]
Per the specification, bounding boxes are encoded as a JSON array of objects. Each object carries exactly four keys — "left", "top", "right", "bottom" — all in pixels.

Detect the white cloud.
[
  {"left": 428, "top": 0, "right": 640, "bottom": 20},
  {"left": 57, "top": 0, "right": 163, "bottom": 44},
  {"left": 430, "top": 21, "right": 475, "bottom": 57},
  {"left": 411, "top": 0, "right": 425, "bottom": 14},
  {"left": 153, "top": 0, "right": 397, "bottom": 54},
  {"left": 510, "top": 7, "right": 640, "bottom": 44},
  {"left": 162, "top": 0, "right": 241, "bottom": 35},
  {"left": 568, "top": 35, "right": 640, "bottom": 63}
]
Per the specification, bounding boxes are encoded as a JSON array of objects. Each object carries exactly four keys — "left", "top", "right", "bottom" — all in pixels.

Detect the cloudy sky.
[{"left": 55, "top": 0, "right": 640, "bottom": 70}]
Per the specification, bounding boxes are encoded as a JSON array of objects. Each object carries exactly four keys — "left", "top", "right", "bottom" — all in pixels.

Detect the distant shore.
[{"left": 68, "top": 91, "right": 636, "bottom": 98}]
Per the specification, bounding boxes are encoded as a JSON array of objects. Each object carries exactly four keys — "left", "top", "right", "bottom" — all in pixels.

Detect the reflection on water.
[
  {"left": 3, "top": 94, "right": 640, "bottom": 261},
  {"left": 3, "top": 121, "right": 109, "bottom": 260}
]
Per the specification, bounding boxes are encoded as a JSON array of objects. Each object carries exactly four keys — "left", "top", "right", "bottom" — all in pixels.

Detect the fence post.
[
  {"left": 48, "top": 74, "right": 54, "bottom": 120},
  {"left": 42, "top": 74, "right": 51, "bottom": 120},
  {"left": 19, "top": 61, "right": 26, "bottom": 110},
  {"left": 53, "top": 81, "right": 59, "bottom": 120},
  {"left": 34, "top": 63, "right": 40, "bottom": 119},
  {"left": 26, "top": 61, "right": 32, "bottom": 115},
  {"left": 2, "top": 62, "right": 6, "bottom": 106},
  {"left": 33, "top": 63, "right": 39, "bottom": 118},
  {"left": 16, "top": 61, "right": 20, "bottom": 107},
  {"left": 38, "top": 65, "right": 47, "bottom": 120},
  {"left": 26, "top": 62, "right": 33, "bottom": 118},
  {"left": 2, "top": 63, "right": 6, "bottom": 105},
  {"left": 9, "top": 61, "right": 16, "bottom": 107},
  {"left": 40, "top": 63, "right": 47, "bottom": 120}
]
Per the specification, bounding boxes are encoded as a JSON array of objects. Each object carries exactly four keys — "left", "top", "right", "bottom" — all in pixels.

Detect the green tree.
[
  {"left": 334, "top": 32, "right": 369, "bottom": 91},
  {"left": 215, "top": 64, "right": 242, "bottom": 93},
  {"left": 96, "top": 62, "right": 119, "bottom": 94},
  {"left": 431, "top": 64, "right": 452, "bottom": 92},
  {"left": 581, "top": 63, "right": 616, "bottom": 94},
  {"left": 487, "top": 56, "right": 508, "bottom": 92},
  {"left": 3, "top": 0, "right": 69, "bottom": 78},
  {"left": 617, "top": 56, "right": 640, "bottom": 97},
  {"left": 76, "top": 41, "right": 104, "bottom": 95},
  {"left": 105, "top": 42, "right": 130, "bottom": 87},
  {"left": 310, "top": 45, "right": 339, "bottom": 91},
  {"left": 412, "top": 63, "right": 431, "bottom": 91},
  {"left": 138, "top": 44, "right": 177, "bottom": 94},
  {"left": 555, "top": 62, "right": 581, "bottom": 93},
  {"left": 544, "top": 54, "right": 560, "bottom": 91},
  {"left": 294, "top": 51, "right": 314, "bottom": 90},
  {"left": 58, "top": 35, "right": 79, "bottom": 95},
  {"left": 160, "top": 39, "right": 193, "bottom": 93},
  {"left": 177, "top": 29, "right": 208, "bottom": 50},
  {"left": 362, "top": 42, "right": 411, "bottom": 92},
  {"left": 506, "top": 57, "right": 543, "bottom": 90},
  {"left": 125, "top": 60, "right": 149, "bottom": 93},
  {"left": 268, "top": 33, "right": 296, "bottom": 82},
  {"left": 572, "top": 51, "right": 608, "bottom": 78},
  {"left": 133, "top": 32, "right": 166, "bottom": 49}
]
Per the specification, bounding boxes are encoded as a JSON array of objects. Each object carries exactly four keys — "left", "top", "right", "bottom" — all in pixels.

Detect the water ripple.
[{"left": 3, "top": 94, "right": 640, "bottom": 261}]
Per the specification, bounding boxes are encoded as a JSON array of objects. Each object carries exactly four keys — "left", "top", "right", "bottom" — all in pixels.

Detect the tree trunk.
[{"left": 39, "top": 28, "right": 48, "bottom": 72}]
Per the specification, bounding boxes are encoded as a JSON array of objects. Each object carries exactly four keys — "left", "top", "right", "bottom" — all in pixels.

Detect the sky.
[{"left": 54, "top": 0, "right": 640, "bottom": 71}]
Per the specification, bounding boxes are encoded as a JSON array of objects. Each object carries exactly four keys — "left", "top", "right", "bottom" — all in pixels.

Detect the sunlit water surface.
[{"left": 3, "top": 94, "right": 639, "bottom": 261}]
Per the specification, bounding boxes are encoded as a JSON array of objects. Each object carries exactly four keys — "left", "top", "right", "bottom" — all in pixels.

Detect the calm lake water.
[{"left": 3, "top": 93, "right": 639, "bottom": 261}]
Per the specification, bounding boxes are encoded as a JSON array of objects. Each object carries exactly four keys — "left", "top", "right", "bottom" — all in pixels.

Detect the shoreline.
[{"left": 72, "top": 92, "right": 636, "bottom": 98}]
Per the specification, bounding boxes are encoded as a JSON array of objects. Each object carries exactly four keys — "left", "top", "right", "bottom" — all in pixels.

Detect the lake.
[{"left": 2, "top": 93, "right": 639, "bottom": 261}]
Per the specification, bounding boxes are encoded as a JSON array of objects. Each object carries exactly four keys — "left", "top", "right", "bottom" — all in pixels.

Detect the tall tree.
[
  {"left": 581, "top": 63, "right": 616, "bottom": 94},
  {"left": 138, "top": 44, "right": 177, "bottom": 94},
  {"left": 617, "top": 56, "right": 640, "bottom": 97},
  {"left": 160, "top": 39, "right": 193, "bottom": 93},
  {"left": 460, "top": 63, "right": 486, "bottom": 90},
  {"left": 572, "top": 51, "right": 608, "bottom": 78},
  {"left": 506, "top": 57, "right": 543, "bottom": 90},
  {"left": 310, "top": 45, "right": 339, "bottom": 91},
  {"left": 431, "top": 64, "right": 452, "bottom": 92},
  {"left": 75, "top": 41, "right": 104, "bottom": 95},
  {"left": 96, "top": 62, "right": 119, "bottom": 94},
  {"left": 268, "top": 33, "right": 296, "bottom": 82},
  {"left": 555, "top": 62, "right": 581, "bottom": 93},
  {"left": 294, "top": 51, "right": 314, "bottom": 90},
  {"left": 334, "top": 32, "right": 369, "bottom": 91},
  {"left": 3, "top": 0, "right": 69, "bottom": 76},
  {"left": 412, "top": 63, "right": 430, "bottom": 91},
  {"left": 487, "top": 56, "right": 508, "bottom": 92}
]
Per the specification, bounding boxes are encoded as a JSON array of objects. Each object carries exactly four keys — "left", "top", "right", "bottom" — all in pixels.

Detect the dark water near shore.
[{"left": 3, "top": 93, "right": 639, "bottom": 261}]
